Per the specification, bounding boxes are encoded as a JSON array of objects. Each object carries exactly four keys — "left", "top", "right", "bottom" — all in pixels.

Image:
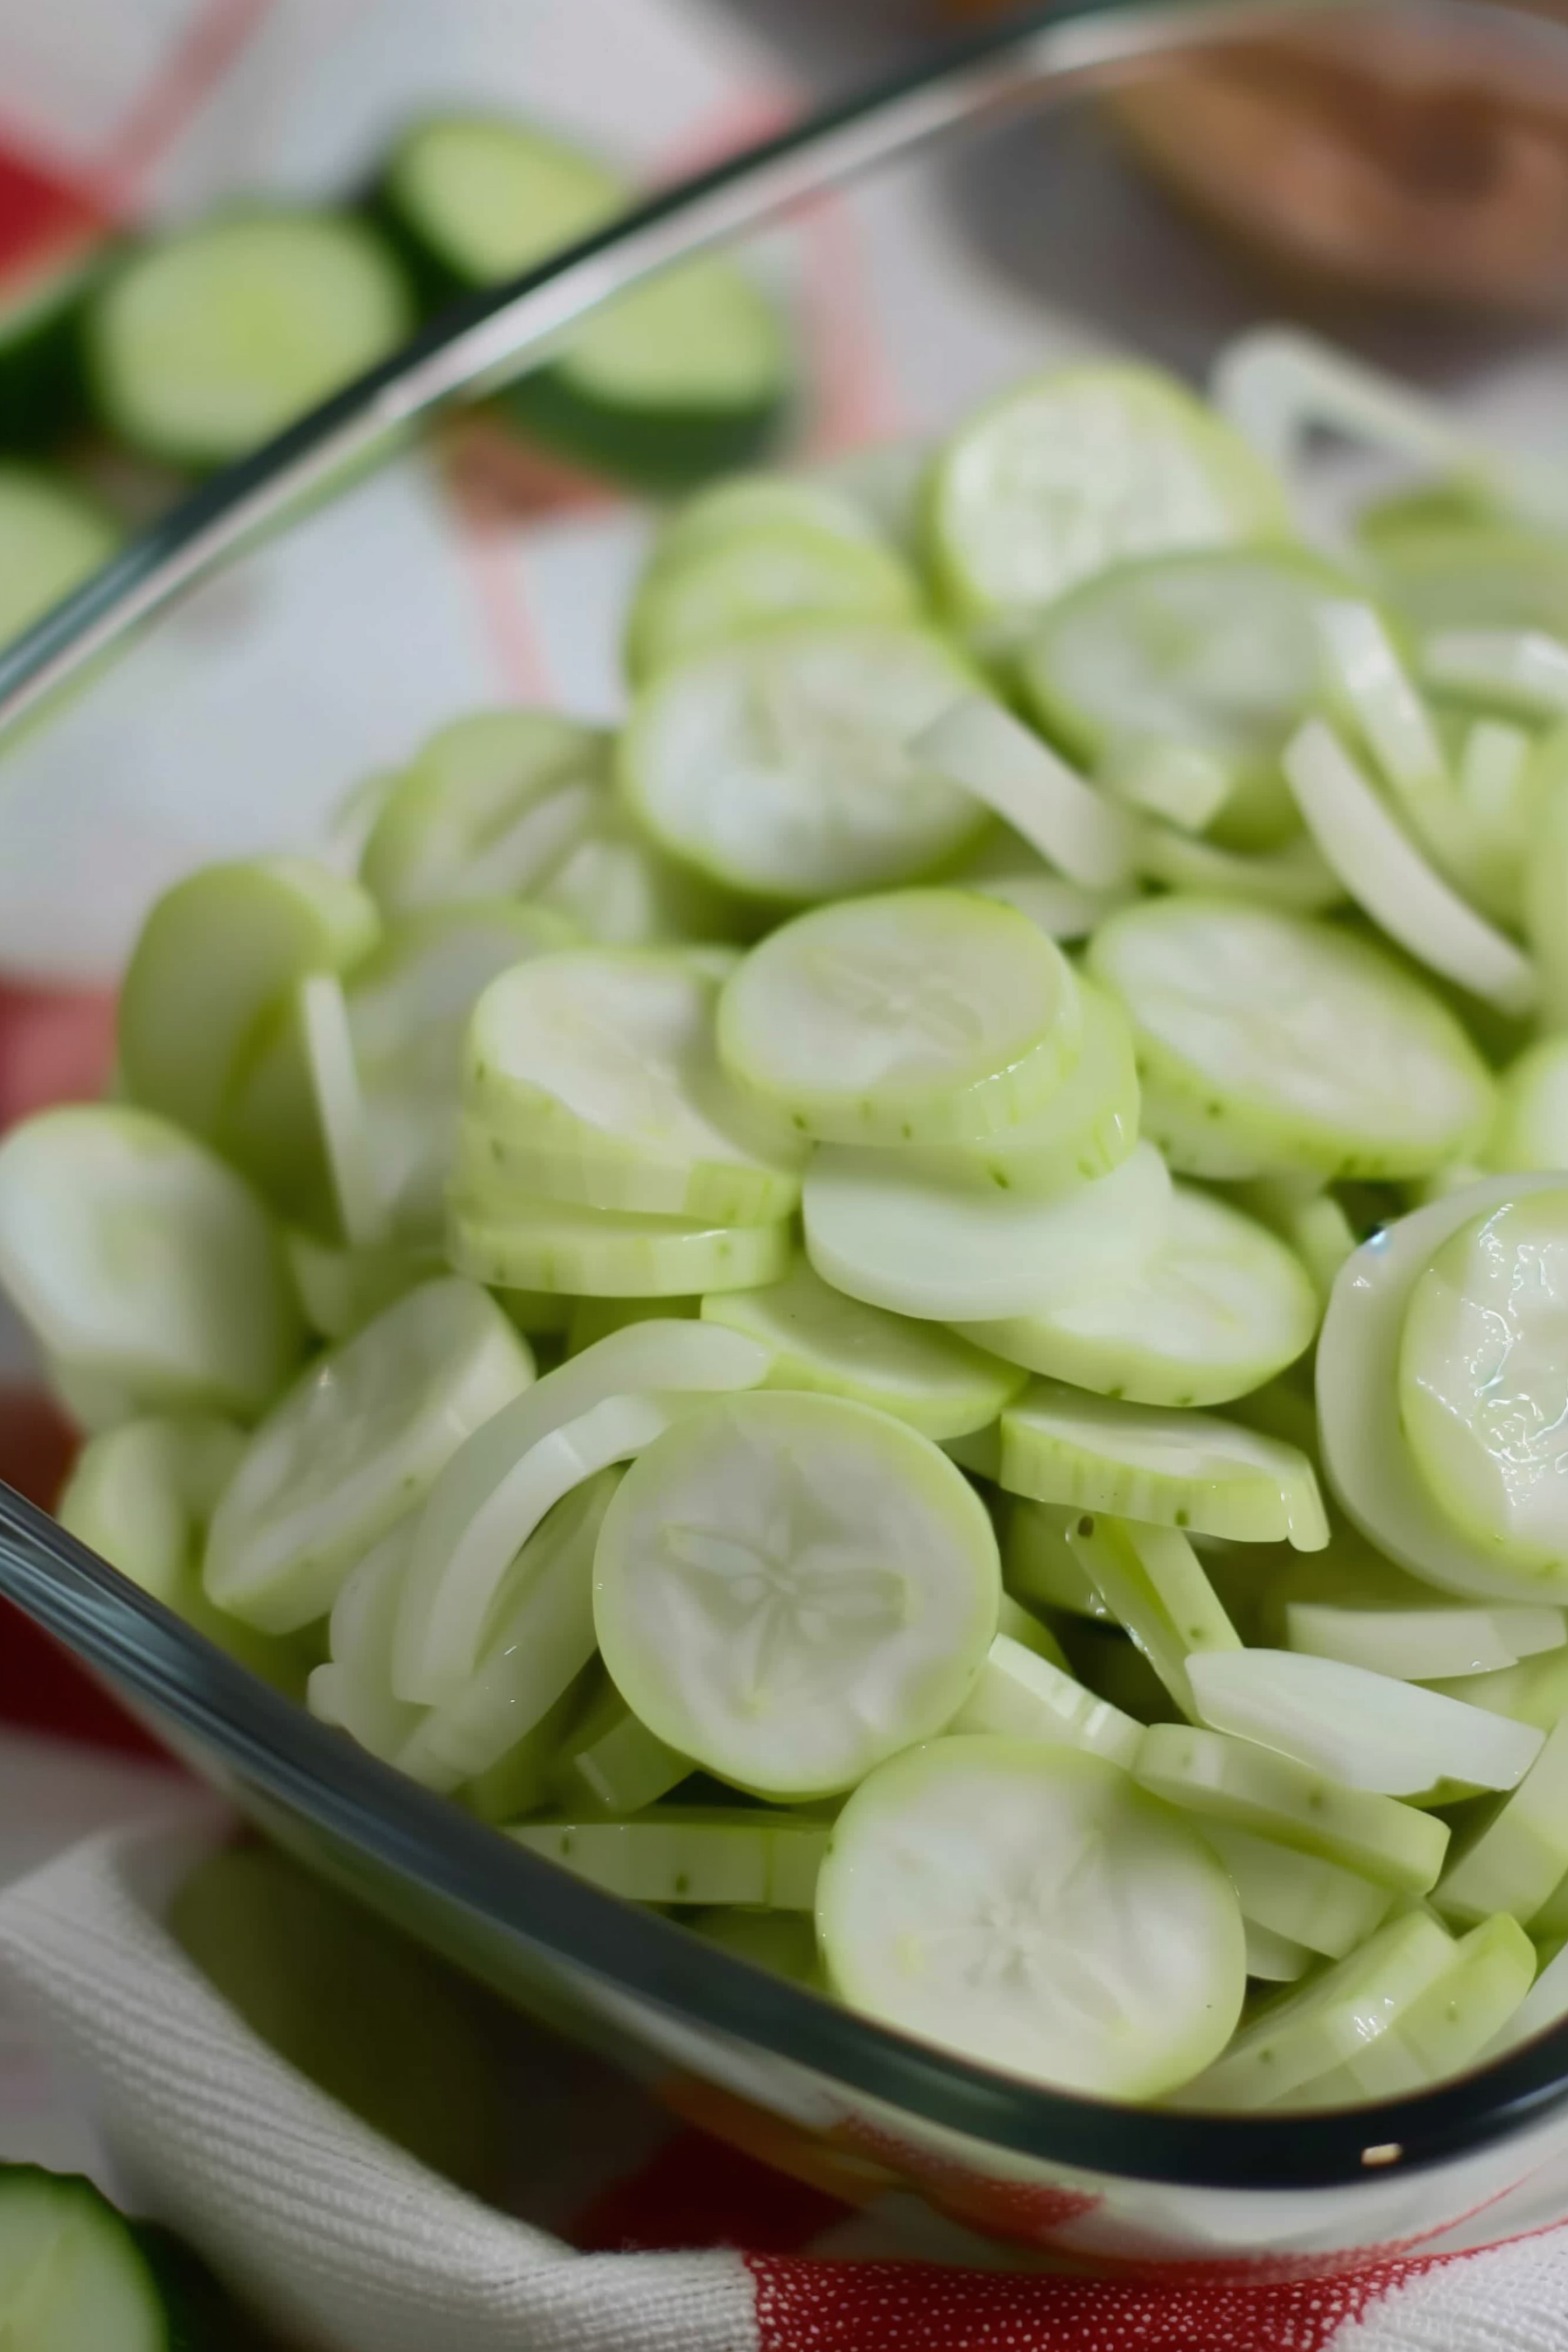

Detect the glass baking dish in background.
[{"left": 6, "top": 0, "right": 1568, "bottom": 2272}]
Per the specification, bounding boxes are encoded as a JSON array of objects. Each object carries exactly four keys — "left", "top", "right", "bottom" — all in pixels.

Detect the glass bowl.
[{"left": 5, "top": 0, "right": 1568, "bottom": 2272}]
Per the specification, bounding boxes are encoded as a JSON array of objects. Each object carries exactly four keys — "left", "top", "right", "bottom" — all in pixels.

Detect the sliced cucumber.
[
  {"left": 1245, "top": 1921, "right": 1314, "bottom": 1982},
  {"left": 949, "top": 1631, "right": 1143, "bottom": 1766},
  {"left": 1018, "top": 545, "right": 1350, "bottom": 848},
  {"left": 549, "top": 1672, "right": 690, "bottom": 1816},
  {"left": 1524, "top": 725, "right": 1568, "bottom": 1030},
  {"left": 1272, "top": 1536, "right": 1564, "bottom": 1682},
  {"left": 512, "top": 1807, "right": 829, "bottom": 1906},
  {"left": 716, "top": 889, "right": 1081, "bottom": 1146},
  {"left": 1088, "top": 896, "right": 1494, "bottom": 1180},
  {"left": 1200, "top": 1822, "right": 1392, "bottom": 1959},
  {"left": 878, "top": 976, "right": 1138, "bottom": 1199},
  {"left": 1232, "top": 1176, "right": 1355, "bottom": 1307},
  {"left": 1370, "top": 525, "right": 1568, "bottom": 643},
  {"left": 119, "top": 857, "right": 380, "bottom": 1147},
  {"left": 998, "top": 1385, "right": 1326, "bottom": 1548},
  {"left": 1063, "top": 1513, "right": 1239, "bottom": 1722},
  {"left": 1487, "top": 1036, "right": 1568, "bottom": 1175},
  {"left": 1423, "top": 627, "right": 1568, "bottom": 720},
  {"left": 0, "top": 1107, "right": 302, "bottom": 1419},
  {"left": 308, "top": 1518, "right": 423, "bottom": 1762},
  {"left": 0, "top": 465, "right": 118, "bottom": 647},
  {"left": 816, "top": 1733, "right": 1245, "bottom": 2098},
  {"left": 626, "top": 523, "right": 920, "bottom": 682},
  {"left": 1004, "top": 1496, "right": 1111, "bottom": 1620},
  {"left": 1317, "top": 1175, "right": 1568, "bottom": 1605},
  {"left": 945, "top": 832, "right": 1131, "bottom": 942},
  {"left": 531, "top": 803, "right": 746, "bottom": 946},
  {"left": 1281, "top": 721, "right": 1537, "bottom": 1015},
  {"left": 394, "top": 1320, "right": 772, "bottom": 1704},
  {"left": 1437, "top": 1717, "right": 1568, "bottom": 1927},
  {"left": 457, "top": 1114, "right": 799, "bottom": 1228},
  {"left": 1431, "top": 1646, "right": 1568, "bottom": 1734},
  {"left": 958, "top": 1182, "right": 1319, "bottom": 1407},
  {"left": 1485, "top": 1932, "right": 1568, "bottom": 2058},
  {"left": 925, "top": 361, "right": 1288, "bottom": 641},
  {"left": 1132, "top": 823, "right": 1343, "bottom": 914},
  {"left": 0, "top": 242, "right": 99, "bottom": 449},
  {"left": 802, "top": 1138, "right": 1170, "bottom": 1325},
  {"left": 286, "top": 1228, "right": 445, "bottom": 1341},
  {"left": 618, "top": 620, "right": 987, "bottom": 902},
  {"left": 58, "top": 1413, "right": 294, "bottom": 1690},
  {"left": 465, "top": 948, "right": 803, "bottom": 1211},
  {"left": 685, "top": 1907, "right": 820, "bottom": 1982},
  {"left": 1186, "top": 1648, "right": 1544, "bottom": 1797},
  {"left": 654, "top": 474, "right": 886, "bottom": 570},
  {"left": 360, "top": 710, "right": 611, "bottom": 915},
  {"left": 0, "top": 2165, "right": 174, "bottom": 2351},
  {"left": 701, "top": 1251, "right": 1023, "bottom": 1440},
  {"left": 461, "top": 1676, "right": 590, "bottom": 1824},
  {"left": 297, "top": 972, "right": 388, "bottom": 1250},
  {"left": 448, "top": 1194, "right": 792, "bottom": 1298},
  {"left": 204, "top": 1277, "right": 533, "bottom": 1632},
  {"left": 997, "top": 1590, "right": 1072, "bottom": 1670},
  {"left": 396, "top": 1470, "right": 620, "bottom": 1794},
  {"left": 592, "top": 1391, "right": 999, "bottom": 1799},
  {"left": 380, "top": 115, "right": 788, "bottom": 490},
  {"left": 1321, "top": 1914, "right": 1536, "bottom": 2102},
  {"left": 1135, "top": 1722, "right": 1451, "bottom": 1894},
  {"left": 1177, "top": 1909, "right": 1456, "bottom": 2110},
  {"left": 88, "top": 209, "right": 412, "bottom": 466},
  {"left": 912, "top": 696, "right": 1137, "bottom": 891}
]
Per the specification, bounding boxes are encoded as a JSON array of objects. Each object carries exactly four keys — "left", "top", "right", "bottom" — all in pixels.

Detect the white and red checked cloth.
[{"left": 7, "top": 2, "right": 1568, "bottom": 2345}]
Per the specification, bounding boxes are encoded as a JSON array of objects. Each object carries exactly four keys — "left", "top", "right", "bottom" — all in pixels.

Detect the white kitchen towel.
[{"left": 6, "top": 1816, "right": 1568, "bottom": 2352}]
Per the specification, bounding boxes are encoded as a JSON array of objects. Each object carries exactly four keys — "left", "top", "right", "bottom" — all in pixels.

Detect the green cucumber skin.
[
  {"left": 0, "top": 2164, "right": 247, "bottom": 2350},
  {"left": 366, "top": 178, "right": 788, "bottom": 494},
  {"left": 0, "top": 248, "right": 105, "bottom": 451}
]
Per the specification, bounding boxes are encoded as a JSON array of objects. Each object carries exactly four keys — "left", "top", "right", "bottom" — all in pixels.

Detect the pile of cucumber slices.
[
  {"left": 0, "top": 112, "right": 790, "bottom": 647},
  {"left": 12, "top": 333, "right": 1568, "bottom": 2115}
]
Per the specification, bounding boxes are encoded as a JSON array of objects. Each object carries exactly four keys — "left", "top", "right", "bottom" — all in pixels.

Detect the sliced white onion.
[
  {"left": 914, "top": 694, "right": 1138, "bottom": 890},
  {"left": 298, "top": 972, "right": 389, "bottom": 1250},
  {"left": 1422, "top": 629, "right": 1568, "bottom": 719}
]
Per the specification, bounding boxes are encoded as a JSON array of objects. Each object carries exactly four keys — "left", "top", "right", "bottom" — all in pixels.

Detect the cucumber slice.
[
  {"left": 592, "top": 1391, "right": 999, "bottom": 1799},
  {"left": 380, "top": 116, "right": 788, "bottom": 490},
  {"left": 1200, "top": 1823, "right": 1393, "bottom": 1958},
  {"left": 1245, "top": 1921, "right": 1314, "bottom": 1982},
  {"left": 875, "top": 976, "right": 1138, "bottom": 1200},
  {"left": 1485, "top": 1933, "right": 1568, "bottom": 2057},
  {"left": 1423, "top": 628, "right": 1568, "bottom": 719},
  {"left": 461, "top": 1676, "right": 591, "bottom": 1824},
  {"left": 998, "top": 1385, "right": 1326, "bottom": 1548},
  {"left": 1436, "top": 1717, "right": 1568, "bottom": 1926},
  {"left": 1133, "top": 823, "right": 1343, "bottom": 914},
  {"left": 1431, "top": 1647, "right": 1568, "bottom": 1734},
  {"left": 949, "top": 1631, "right": 1143, "bottom": 1766},
  {"left": 1063, "top": 1513, "right": 1240, "bottom": 1722},
  {"left": 0, "top": 2165, "right": 173, "bottom": 2350},
  {"left": 1097, "top": 736, "right": 1235, "bottom": 835},
  {"left": 0, "top": 1106, "right": 303, "bottom": 1419},
  {"left": 802, "top": 1138, "right": 1170, "bottom": 1325},
  {"left": 618, "top": 620, "right": 987, "bottom": 902},
  {"left": 685, "top": 1907, "right": 820, "bottom": 1982},
  {"left": 958, "top": 1182, "right": 1319, "bottom": 1408},
  {"left": 308, "top": 1519, "right": 423, "bottom": 1763},
  {"left": 1316, "top": 1174, "right": 1568, "bottom": 1605},
  {"left": 550, "top": 1672, "right": 690, "bottom": 1816},
  {"left": 465, "top": 948, "right": 803, "bottom": 1208},
  {"left": 449, "top": 1194, "right": 792, "bottom": 1298},
  {"left": 457, "top": 1115, "right": 800, "bottom": 1228},
  {"left": 204, "top": 1277, "right": 534, "bottom": 1632},
  {"left": 1088, "top": 896, "right": 1494, "bottom": 1181},
  {"left": 717, "top": 890, "right": 1081, "bottom": 1147},
  {"left": 816, "top": 1733, "right": 1245, "bottom": 2098},
  {"left": 626, "top": 523, "right": 920, "bottom": 682},
  {"left": 946, "top": 833, "right": 1130, "bottom": 942},
  {"left": 396, "top": 1469, "right": 620, "bottom": 1794},
  {"left": 1004, "top": 1496, "right": 1112, "bottom": 1620},
  {"left": 1370, "top": 525, "right": 1568, "bottom": 642},
  {"left": 1523, "top": 725, "right": 1568, "bottom": 1030},
  {"left": 286, "top": 1228, "right": 445, "bottom": 1341},
  {"left": 700, "top": 1251, "right": 1023, "bottom": 1440},
  {"left": 654, "top": 474, "right": 886, "bottom": 570},
  {"left": 395, "top": 1320, "right": 773, "bottom": 1704},
  {"left": 512, "top": 1808, "right": 829, "bottom": 1906},
  {"left": 119, "top": 857, "right": 380, "bottom": 1146},
  {"left": 912, "top": 696, "right": 1138, "bottom": 891},
  {"left": 1399, "top": 1190, "right": 1568, "bottom": 1580},
  {"left": 1186, "top": 1648, "right": 1544, "bottom": 1797},
  {"left": 360, "top": 710, "right": 611, "bottom": 915},
  {"left": 1280, "top": 721, "right": 1537, "bottom": 1016},
  {"left": 926, "top": 361, "right": 1288, "bottom": 641},
  {"left": 997, "top": 1591, "right": 1072, "bottom": 1670},
  {"left": 1487, "top": 1036, "right": 1568, "bottom": 1174},
  {"left": 531, "top": 804, "right": 746, "bottom": 947},
  {"left": 1018, "top": 546, "right": 1352, "bottom": 847},
  {"left": 1232, "top": 1176, "right": 1355, "bottom": 1307},
  {"left": 1177, "top": 1909, "right": 1456, "bottom": 2110},
  {"left": 0, "top": 465, "right": 118, "bottom": 645},
  {"left": 88, "top": 209, "right": 412, "bottom": 466},
  {"left": 297, "top": 972, "right": 388, "bottom": 1250},
  {"left": 1135, "top": 1722, "right": 1451, "bottom": 1894},
  {"left": 58, "top": 1413, "right": 295, "bottom": 1690},
  {"left": 1276, "top": 1544, "right": 1564, "bottom": 1680},
  {"left": 1323, "top": 1914, "right": 1536, "bottom": 2102},
  {"left": 0, "top": 242, "right": 99, "bottom": 448}
]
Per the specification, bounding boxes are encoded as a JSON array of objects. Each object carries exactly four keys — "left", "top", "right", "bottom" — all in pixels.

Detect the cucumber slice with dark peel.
[
  {"left": 0, "top": 464, "right": 119, "bottom": 647},
  {"left": 0, "top": 242, "right": 102, "bottom": 448},
  {"left": 0, "top": 2167, "right": 178, "bottom": 2351},
  {"left": 375, "top": 116, "right": 789, "bottom": 491}
]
